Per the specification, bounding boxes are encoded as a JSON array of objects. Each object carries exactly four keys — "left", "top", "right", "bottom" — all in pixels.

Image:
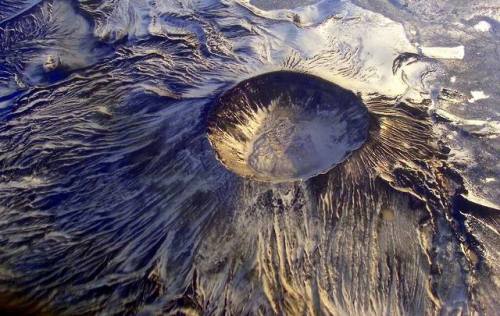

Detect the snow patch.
[
  {"left": 420, "top": 46, "right": 465, "bottom": 60},
  {"left": 474, "top": 21, "right": 491, "bottom": 32},
  {"left": 468, "top": 90, "right": 490, "bottom": 103}
]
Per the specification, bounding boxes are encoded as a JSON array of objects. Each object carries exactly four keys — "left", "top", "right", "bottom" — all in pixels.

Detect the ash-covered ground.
[{"left": 0, "top": 0, "right": 498, "bottom": 315}]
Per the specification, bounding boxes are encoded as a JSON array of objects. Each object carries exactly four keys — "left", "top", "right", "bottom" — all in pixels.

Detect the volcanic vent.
[{"left": 207, "top": 71, "right": 370, "bottom": 182}]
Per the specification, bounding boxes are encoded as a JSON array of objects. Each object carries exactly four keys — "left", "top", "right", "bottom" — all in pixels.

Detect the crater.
[{"left": 207, "top": 71, "right": 370, "bottom": 183}]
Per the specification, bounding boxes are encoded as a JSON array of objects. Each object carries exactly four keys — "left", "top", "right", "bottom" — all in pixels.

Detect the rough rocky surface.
[{"left": 0, "top": 0, "right": 498, "bottom": 314}]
